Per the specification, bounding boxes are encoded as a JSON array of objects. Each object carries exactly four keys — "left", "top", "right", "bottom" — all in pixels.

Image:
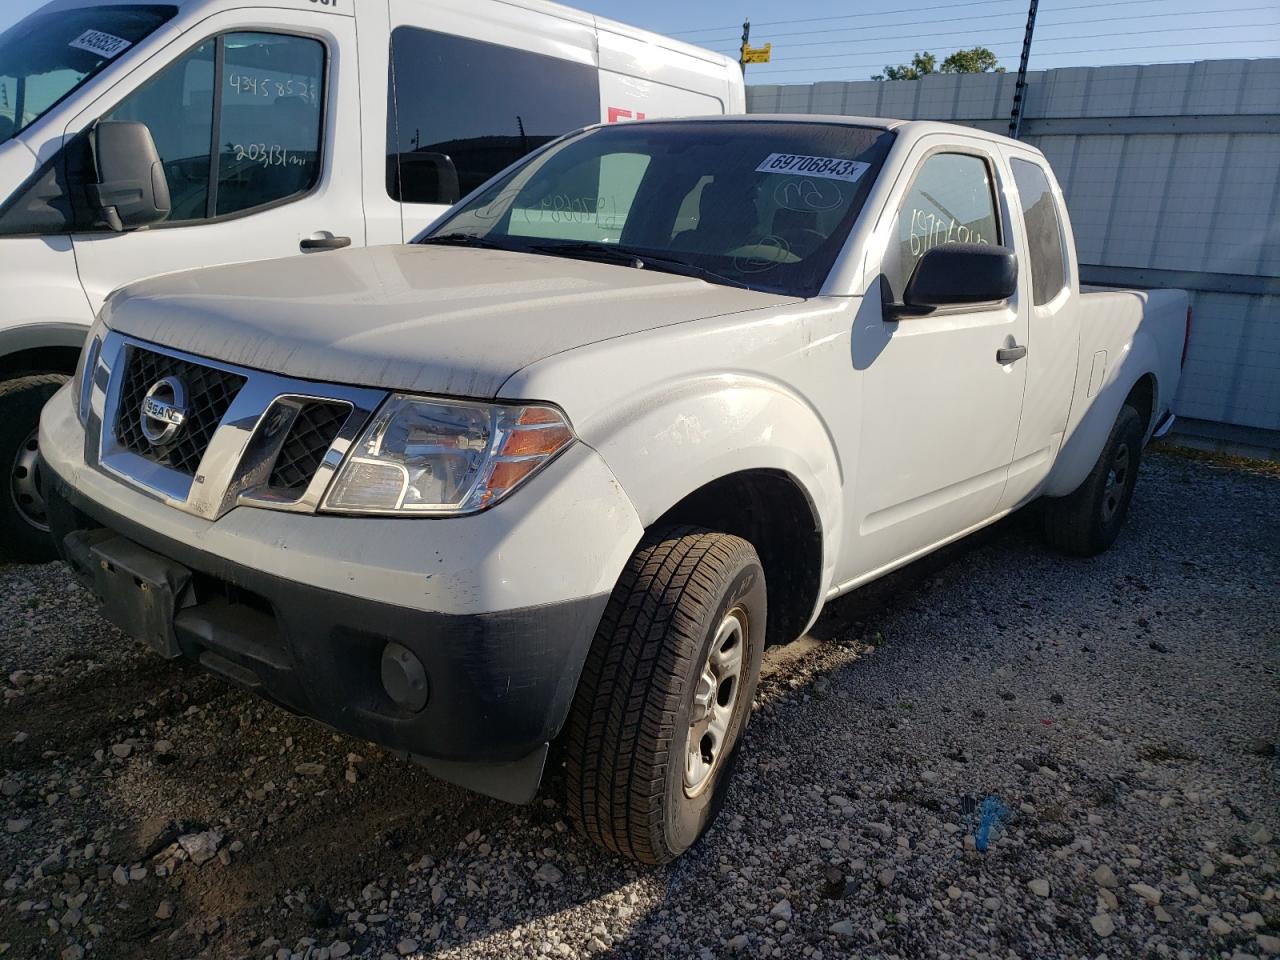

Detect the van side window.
[
  {"left": 386, "top": 27, "right": 600, "bottom": 205},
  {"left": 1010, "top": 158, "right": 1068, "bottom": 305},
  {"left": 883, "top": 152, "right": 999, "bottom": 300},
  {"left": 105, "top": 32, "right": 324, "bottom": 224}
]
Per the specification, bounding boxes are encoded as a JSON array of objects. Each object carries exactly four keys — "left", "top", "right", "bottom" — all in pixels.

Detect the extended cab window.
[
  {"left": 883, "top": 152, "right": 999, "bottom": 300},
  {"left": 105, "top": 32, "right": 324, "bottom": 223},
  {"left": 386, "top": 27, "right": 600, "bottom": 205},
  {"left": 1010, "top": 158, "right": 1068, "bottom": 305}
]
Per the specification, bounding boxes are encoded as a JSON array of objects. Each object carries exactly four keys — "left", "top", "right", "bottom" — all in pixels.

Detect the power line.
[
  {"left": 750, "top": 21, "right": 1279, "bottom": 64},
  {"left": 747, "top": 38, "right": 1279, "bottom": 77},
  {"left": 669, "top": 0, "right": 1025, "bottom": 36},
  {"left": 704, "top": 6, "right": 1276, "bottom": 54},
  {"left": 672, "top": 0, "right": 1229, "bottom": 40}
]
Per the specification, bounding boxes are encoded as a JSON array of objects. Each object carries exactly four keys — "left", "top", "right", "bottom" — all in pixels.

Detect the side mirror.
[
  {"left": 86, "top": 121, "right": 171, "bottom": 232},
  {"left": 886, "top": 244, "right": 1018, "bottom": 320},
  {"left": 388, "top": 151, "right": 461, "bottom": 206}
]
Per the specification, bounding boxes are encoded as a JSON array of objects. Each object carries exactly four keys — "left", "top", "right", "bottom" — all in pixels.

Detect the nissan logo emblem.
[{"left": 140, "top": 376, "right": 188, "bottom": 446}]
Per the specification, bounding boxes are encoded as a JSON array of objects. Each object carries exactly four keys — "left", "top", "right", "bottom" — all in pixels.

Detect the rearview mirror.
[
  {"left": 886, "top": 244, "right": 1018, "bottom": 320},
  {"left": 86, "top": 121, "right": 171, "bottom": 232}
]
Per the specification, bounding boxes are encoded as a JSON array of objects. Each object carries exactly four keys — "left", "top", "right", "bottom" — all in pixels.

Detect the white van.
[{"left": 0, "top": 0, "right": 744, "bottom": 561}]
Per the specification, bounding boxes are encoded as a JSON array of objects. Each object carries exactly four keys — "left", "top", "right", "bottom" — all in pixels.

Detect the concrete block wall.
[{"left": 749, "top": 59, "right": 1280, "bottom": 435}]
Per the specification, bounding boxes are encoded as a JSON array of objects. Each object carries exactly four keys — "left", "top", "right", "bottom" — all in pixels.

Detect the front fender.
[{"left": 578, "top": 373, "right": 843, "bottom": 590}]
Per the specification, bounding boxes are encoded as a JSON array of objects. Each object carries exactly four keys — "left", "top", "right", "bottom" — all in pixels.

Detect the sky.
[{"left": 1, "top": 0, "right": 1276, "bottom": 85}]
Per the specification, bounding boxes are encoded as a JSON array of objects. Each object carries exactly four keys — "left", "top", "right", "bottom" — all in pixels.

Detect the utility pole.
[
  {"left": 1008, "top": 0, "right": 1039, "bottom": 139},
  {"left": 739, "top": 19, "right": 751, "bottom": 77}
]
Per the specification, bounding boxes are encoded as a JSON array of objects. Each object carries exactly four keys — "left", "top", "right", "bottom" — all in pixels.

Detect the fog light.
[{"left": 381, "top": 641, "right": 429, "bottom": 713}]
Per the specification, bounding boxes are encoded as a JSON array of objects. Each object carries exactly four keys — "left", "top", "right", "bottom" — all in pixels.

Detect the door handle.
[
  {"left": 300, "top": 235, "right": 351, "bottom": 252},
  {"left": 997, "top": 344, "right": 1028, "bottom": 364}
]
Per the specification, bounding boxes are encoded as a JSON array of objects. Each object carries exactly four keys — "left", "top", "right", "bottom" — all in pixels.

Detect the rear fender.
[{"left": 1044, "top": 327, "right": 1161, "bottom": 498}]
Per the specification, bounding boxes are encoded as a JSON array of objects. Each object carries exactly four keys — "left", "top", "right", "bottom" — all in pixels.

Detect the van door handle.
[
  {"left": 300, "top": 235, "right": 351, "bottom": 252},
  {"left": 997, "top": 344, "right": 1027, "bottom": 364}
]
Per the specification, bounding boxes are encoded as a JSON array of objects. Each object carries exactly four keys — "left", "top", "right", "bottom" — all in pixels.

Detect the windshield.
[
  {"left": 0, "top": 4, "right": 177, "bottom": 146},
  {"left": 424, "top": 120, "right": 895, "bottom": 297}
]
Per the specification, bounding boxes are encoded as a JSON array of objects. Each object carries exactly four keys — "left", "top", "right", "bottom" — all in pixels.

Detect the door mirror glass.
[
  {"left": 887, "top": 243, "right": 1017, "bottom": 319},
  {"left": 387, "top": 151, "right": 460, "bottom": 206},
  {"left": 87, "top": 120, "right": 171, "bottom": 231}
]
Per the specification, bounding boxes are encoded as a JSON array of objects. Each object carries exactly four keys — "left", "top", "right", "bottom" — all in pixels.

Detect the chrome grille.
[
  {"left": 268, "top": 401, "right": 351, "bottom": 495},
  {"left": 115, "top": 347, "right": 247, "bottom": 475}
]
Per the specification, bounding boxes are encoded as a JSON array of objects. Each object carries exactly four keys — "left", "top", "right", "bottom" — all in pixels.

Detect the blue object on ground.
[{"left": 975, "top": 795, "right": 1009, "bottom": 852}]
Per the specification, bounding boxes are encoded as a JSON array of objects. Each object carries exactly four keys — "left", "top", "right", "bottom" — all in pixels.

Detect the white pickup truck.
[{"left": 39, "top": 116, "right": 1189, "bottom": 864}]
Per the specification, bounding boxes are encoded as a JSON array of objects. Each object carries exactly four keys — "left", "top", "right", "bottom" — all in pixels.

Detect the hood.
[{"left": 102, "top": 245, "right": 797, "bottom": 398}]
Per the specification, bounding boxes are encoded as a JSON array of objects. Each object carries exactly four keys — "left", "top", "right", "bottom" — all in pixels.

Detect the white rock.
[
  {"left": 769, "top": 899, "right": 793, "bottom": 922},
  {"left": 534, "top": 863, "right": 563, "bottom": 885},
  {"left": 1093, "top": 865, "right": 1118, "bottom": 888},
  {"left": 1091, "top": 913, "right": 1115, "bottom": 937},
  {"left": 1028, "top": 878, "right": 1051, "bottom": 898},
  {"left": 177, "top": 830, "right": 222, "bottom": 866},
  {"left": 1128, "top": 882, "right": 1162, "bottom": 905},
  {"left": 397, "top": 940, "right": 418, "bottom": 955},
  {"left": 329, "top": 944, "right": 351, "bottom": 959},
  {"left": 829, "top": 920, "right": 855, "bottom": 937},
  {"left": 1256, "top": 934, "right": 1280, "bottom": 956}
]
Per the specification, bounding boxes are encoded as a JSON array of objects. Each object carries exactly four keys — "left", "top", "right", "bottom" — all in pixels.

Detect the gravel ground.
[{"left": 1, "top": 449, "right": 1277, "bottom": 960}]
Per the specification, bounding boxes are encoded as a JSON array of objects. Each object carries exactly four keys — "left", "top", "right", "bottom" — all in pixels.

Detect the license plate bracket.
[{"left": 64, "top": 531, "right": 193, "bottom": 659}]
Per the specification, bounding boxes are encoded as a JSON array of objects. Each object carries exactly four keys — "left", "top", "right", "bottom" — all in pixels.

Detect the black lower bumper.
[{"left": 43, "top": 468, "right": 607, "bottom": 804}]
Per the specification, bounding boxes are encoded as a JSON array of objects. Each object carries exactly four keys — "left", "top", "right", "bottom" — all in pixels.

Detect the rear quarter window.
[{"left": 1010, "top": 157, "right": 1068, "bottom": 306}]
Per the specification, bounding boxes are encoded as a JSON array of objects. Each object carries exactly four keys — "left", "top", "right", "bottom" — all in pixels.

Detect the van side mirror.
[
  {"left": 886, "top": 244, "right": 1018, "bottom": 320},
  {"left": 86, "top": 121, "right": 171, "bottom": 232},
  {"left": 388, "top": 151, "right": 461, "bottom": 206}
]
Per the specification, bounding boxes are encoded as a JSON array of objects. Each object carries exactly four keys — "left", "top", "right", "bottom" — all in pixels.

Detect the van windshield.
[
  {"left": 0, "top": 4, "right": 177, "bottom": 146},
  {"left": 424, "top": 120, "right": 895, "bottom": 298}
]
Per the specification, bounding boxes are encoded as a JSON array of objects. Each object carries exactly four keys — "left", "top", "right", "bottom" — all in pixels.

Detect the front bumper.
[
  {"left": 39, "top": 382, "right": 643, "bottom": 804},
  {"left": 45, "top": 467, "right": 608, "bottom": 803}
]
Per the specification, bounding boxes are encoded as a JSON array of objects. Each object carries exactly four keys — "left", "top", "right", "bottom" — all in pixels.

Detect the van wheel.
[
  {"left": 565, "top": 526, "right": 766, "bottom": 864},
  {"left": 1044, "top": 404, "right": 1145, "bottom": 557},
  {"left": 0, "top": 374, "right": 68, "bottom": 564}
]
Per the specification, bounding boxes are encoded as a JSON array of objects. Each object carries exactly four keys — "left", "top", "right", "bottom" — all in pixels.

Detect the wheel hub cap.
[
  {"left": 684, "top": 606, "right": 747, "bottom": 798},
  {"left": 9, "top": 427, "right": 50, "bottom": 533},
  {"left": 1101, "top": 442, "right": 1130, "bottom": 523}
]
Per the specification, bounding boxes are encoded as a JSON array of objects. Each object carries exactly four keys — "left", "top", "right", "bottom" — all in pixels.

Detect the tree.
[
  {"left": 941, "top": 47, "right": 1003, "bottom": 74},
  {"left": 873, "top": 52, "right": 936, "bottom": 81},
  {"left": 873, "top": 47, "right": 1004, "bottom": 81}
]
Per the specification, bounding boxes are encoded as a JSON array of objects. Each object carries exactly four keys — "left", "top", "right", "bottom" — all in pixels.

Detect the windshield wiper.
[
  {"left": 418, "top": 233, "right": 521, "bottom": 251},
  {"left": 528, "top": 241, "right": 752, "bottom": 290}
]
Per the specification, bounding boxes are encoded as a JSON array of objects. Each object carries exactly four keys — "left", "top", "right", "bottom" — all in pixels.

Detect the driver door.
[
  {"left": 842, "top": 142, "right": 1030, "bottom": 581},
  {"left": 67, "top": 8, "right": 364, "bottom": 314}
]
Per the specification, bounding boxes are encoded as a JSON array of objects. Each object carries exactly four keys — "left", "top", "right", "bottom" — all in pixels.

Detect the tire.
[
  {"left": 0, "top": 373, "right": 69, "bottom": 564},
  {"left": 1044, "top": 404, "right": 1145, "bottom": 557},
  {"left": 565, "top": 526, "right": 766, "bottom": 864}
]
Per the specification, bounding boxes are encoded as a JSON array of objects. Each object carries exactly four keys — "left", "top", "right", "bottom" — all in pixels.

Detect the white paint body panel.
[
  {"left": 0, "top": 0, "right": 743, "bottom": 359},
  {"left": 48, "top": 117, "right": 1188, "bottom": 640}
]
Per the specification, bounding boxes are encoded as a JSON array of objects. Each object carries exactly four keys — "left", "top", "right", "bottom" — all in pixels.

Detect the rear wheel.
[
  {"left": 564, "top": 526, "right": 766, "bottom": 864},
  {"left": 1044, "top": 403, "right": 1145, "bottom": 557},
  {"left": 1, "top": 374, "right": 69, "bottom": 564}
]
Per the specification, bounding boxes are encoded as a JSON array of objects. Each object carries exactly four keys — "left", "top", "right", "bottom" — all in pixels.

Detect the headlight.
[
  {"left": 74, "top": 318, "right": 107, "bottom": 425},
  {"left": 321, "top": 395, "right": 574, "bottom": 516}
]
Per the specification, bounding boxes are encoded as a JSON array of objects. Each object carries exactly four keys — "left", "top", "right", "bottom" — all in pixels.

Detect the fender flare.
[
  {"left": 1044, "top": 329, "right": 1161, "bottom": 498},
  {"left": 579, "top": 373, "right": 844, "bottom": 593},
  {"left": 0, "top": 322, "right": 90, "bottom": 367}
]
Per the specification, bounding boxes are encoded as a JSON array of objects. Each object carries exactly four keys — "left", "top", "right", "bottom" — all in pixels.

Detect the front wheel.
[
  {"left": 1, "top": 374, "right": 69, "bottom": 564},
  {"left": 1044, "top": 403, "right": 1145, "bottom": 557},
  {"left": 564, "top": 527, "right": 766, "bottom": 864}
]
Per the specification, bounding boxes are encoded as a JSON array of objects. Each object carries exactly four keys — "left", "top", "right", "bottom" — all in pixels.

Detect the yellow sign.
[{"left": 741, "top": 42, "right": 772, "bottom": 65}]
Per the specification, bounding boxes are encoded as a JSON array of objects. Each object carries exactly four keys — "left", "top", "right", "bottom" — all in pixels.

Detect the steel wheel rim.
[
  {"left": 684, "top": 605, "right": 748, "bottom": 798},
  {"left": 9, "top": 427, "right": 50, "bottom": 533},
  {"left": 1101, "top": 441, "right": 1131, "bottom": 524}
]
